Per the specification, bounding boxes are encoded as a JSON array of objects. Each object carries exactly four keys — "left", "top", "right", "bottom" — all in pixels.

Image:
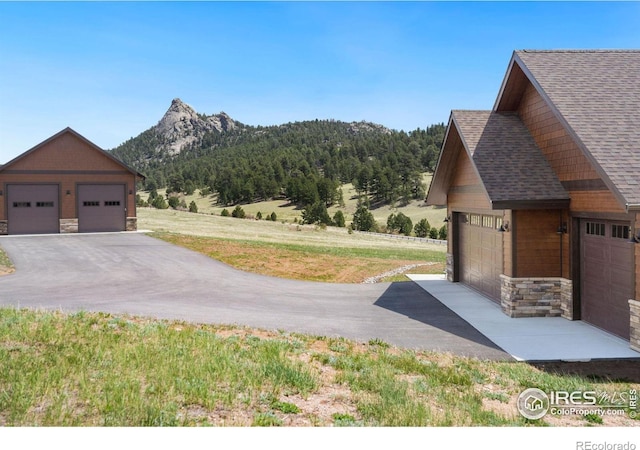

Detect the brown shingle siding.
[
  {"left": 451, "top": 110, "right": 569, "bottom": 207},
  {"left": 513, "top": 50, "right": 640, "bottom": 209}
]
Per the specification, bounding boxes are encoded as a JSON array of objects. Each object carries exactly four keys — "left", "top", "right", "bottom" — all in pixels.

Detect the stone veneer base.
[
  {"left": 445, "top": 252, "right": 454, "bottom": 282},
  {"left": 59, "top": 219, "right": 78, "bottom": 233},
  {"left": 126, "top": 217, "right": 137, "bottom": 232},
  {"left": 500, "top": 275, "right": 572, "bottom": 319},
  {"left": 0, "top": 220, "right": 7, "bottom": 235},
  {"left": 629, "top": 299, "right": 640, "bottom": 353}
]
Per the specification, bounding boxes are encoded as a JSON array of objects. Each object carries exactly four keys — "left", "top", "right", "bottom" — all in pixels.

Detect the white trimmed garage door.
[
  {"left": 78, "top": 184, "right": 126, "bottom": 233},
  {"left": 458, "top": 213, "right": 503, "bottom": 303},
  {"left": 7, "top": 184, "right": 59, "bottom": 234},
  {"left": 581, "top": 220, "right": 633, "bottom": 339}
]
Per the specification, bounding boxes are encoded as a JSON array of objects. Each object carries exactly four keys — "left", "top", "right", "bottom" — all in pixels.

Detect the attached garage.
[
  {"left": 581, "top": 220, "right": 634, "bottom": 339},
  {"left": 7, "top": 184, "right": 59, "bottom": 235},
  {"left": 78, "top": 184, "right": 126, "bottom": 233},
  {"left": 458, "top": 213, "right": 504, "bottom": 303},
  {"left": 0, "top": 127, "right": 143, "bottom": 235}
]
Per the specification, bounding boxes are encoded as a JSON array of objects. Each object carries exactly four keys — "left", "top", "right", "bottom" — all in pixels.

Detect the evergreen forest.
[{"left": 111, "top": 119, "right": 445, "bottom": 210}]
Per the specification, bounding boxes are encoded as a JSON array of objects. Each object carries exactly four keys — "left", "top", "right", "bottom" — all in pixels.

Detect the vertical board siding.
[
  {"left": 518, "top": 84, "right": 601, "bottom": 183},
  {"left": 515, "top": 209, "right": 563, "bottom": 278},
  {"left": 447, "top": 149, "right": 491, "bottom": 211}
]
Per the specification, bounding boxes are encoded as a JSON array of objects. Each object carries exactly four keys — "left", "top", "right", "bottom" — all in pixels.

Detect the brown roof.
[
  {"left": 452, "top": 110, "right": 569, "bottom": 209},
  {"left": 503, "top": 50, "right": 640, "bottom": 209},
  {"left": 0, "top": 127, "right": 145, "bottom": 180}
]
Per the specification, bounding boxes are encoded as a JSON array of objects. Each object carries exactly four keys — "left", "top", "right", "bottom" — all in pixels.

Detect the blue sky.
[{"left": 1, "top": 1, "right": 639, "bottom": 161}]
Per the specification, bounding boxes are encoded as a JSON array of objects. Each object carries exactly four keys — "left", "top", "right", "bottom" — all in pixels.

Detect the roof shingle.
[
  {"left": 452, "top": 110, "right": 569, "bottom": 207},
  {"left": 514, "top": 50, "right": 640, "bottom": 208}
]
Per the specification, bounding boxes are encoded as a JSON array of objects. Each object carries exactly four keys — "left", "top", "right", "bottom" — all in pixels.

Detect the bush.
[
  {"left": 332, "top": 210, "right": 346, "bottom": 227},
  {"left": 438, "top": 224, "right": 448, "bottom": 240},
  {"left": 429, "top": 228, "right": 439, "bottom": 239},
  {"left": 352, "top": 203, "right": 377, "bottom": 232},
  {"left": 302, "top": 201, "right": 331, "bottom": 225},
  {"left": 188, "top": 201, "right": 198, "bottom": 213},
  {"left": 270, "top": 212, "right": 277, "bottom": 222},
  {"left": 221, "top": 209, "right": 230, "bottom": 217},
  {"left": 256, "top": 211, "right": 263, "bottom": 220},
  {"left": 387, "top": 213, "right": 412, "bottom": 236},
  {"left": 232, "top": 205, "right": 246, "bottom": 219},
  {"left": 167, "top": 196, "right": 180, "bottom": 209},
  {"left": 151, "top": 195, "right": 168, "bottom": 209},
  {"left": 414, "top": 218, "right": 431, "bottom": 238}
]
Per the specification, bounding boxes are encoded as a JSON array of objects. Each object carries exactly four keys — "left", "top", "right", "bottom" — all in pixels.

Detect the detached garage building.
[
  {"left": 427, "top": 50, "right": 640, "bottom": 350},
  {"left": 0, "top": 127, "right": 143, "bottom": 235}
]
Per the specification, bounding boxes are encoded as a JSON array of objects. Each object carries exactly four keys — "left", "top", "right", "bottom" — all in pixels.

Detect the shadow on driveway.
[{"left": 374, "top": 282, "right": 509, "bottom": 360}]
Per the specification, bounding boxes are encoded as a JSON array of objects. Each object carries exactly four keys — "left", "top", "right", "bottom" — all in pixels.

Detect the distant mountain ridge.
[
  {"left": 155, "top": 98, "right": 237, "bottom": 155},
  {"left": 110, "top": 98, "right": 445, "bottom": 210}
]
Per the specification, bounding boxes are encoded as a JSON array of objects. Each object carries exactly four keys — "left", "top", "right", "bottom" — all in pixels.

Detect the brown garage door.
[
  {"left": 7, "top": 184, "right": 59, "bottom": 234},
  {"left": 78, "top": 184, "right": 126, "bottom": 233},
  {"left": 458, "top": 213, "right": 503, "bottom": 303},
  {"left": 581, "top": 220, "right": 633, "bottom": 339}
]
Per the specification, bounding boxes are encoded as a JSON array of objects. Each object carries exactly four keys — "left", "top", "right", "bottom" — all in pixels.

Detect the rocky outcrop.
[{"left": 155, "top": 98, "right": 237, "bottom": 155}]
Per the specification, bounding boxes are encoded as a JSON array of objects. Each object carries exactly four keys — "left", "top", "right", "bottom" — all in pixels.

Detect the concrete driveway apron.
[{"left": 0, "top": 233, "right": 508, "bottom": 360}]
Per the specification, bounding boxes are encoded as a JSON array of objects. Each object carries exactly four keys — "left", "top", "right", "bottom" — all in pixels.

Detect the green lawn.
[{"left": 2, "top": 308, "right": 636, "bottom": 426}]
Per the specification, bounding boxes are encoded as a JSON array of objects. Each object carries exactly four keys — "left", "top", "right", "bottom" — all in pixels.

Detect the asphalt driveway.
[{"left": 0, "top": 233, "right": 508, "bottom": 359}]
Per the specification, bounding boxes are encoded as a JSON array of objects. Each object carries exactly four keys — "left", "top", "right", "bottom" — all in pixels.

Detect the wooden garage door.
[
  {"left": 7, "top": 184, "right": 59, "bottom": 234},
  {"left": 581, "top": 220, "right": 633, "bottom": 339},
  {"left": 458, "top": 213, "right": 503, "bottom": 303},
  {"left": 78, "top": 184, "right": 126, "bottom": 233}
]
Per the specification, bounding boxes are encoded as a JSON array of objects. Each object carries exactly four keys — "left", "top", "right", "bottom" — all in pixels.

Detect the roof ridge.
[{"left": 518, "top": 49, "right": 640, "bottom": 53}]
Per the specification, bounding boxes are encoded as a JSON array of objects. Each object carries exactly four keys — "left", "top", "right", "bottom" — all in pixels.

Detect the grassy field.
[
  {"left": 138, "top": 208, "right": 446, "bottom": 283},
  {"left": 1, "top": 307, "right": 637, "bottom": 427},
  {"left": 143, "top": 175, "right": 448, "bottom": 228}
]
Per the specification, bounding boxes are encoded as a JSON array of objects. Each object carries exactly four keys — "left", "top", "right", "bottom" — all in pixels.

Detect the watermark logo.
[
  {"left": 517, "top": 388, "right": 637, "bottom": 420},
  {"left": 517, "top": 388, "right": 549, "bottom": 420}
]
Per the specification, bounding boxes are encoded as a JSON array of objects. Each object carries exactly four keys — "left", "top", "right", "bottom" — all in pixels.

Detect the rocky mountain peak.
[{"left": 154, "top": 98, "right": 237, "bottom": 155}]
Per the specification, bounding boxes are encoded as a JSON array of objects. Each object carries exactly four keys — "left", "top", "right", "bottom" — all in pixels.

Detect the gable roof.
[
  {"left": 426, "top": 110, "right": 569, "bottom": 209},
  {"left": 0, "top": 127, "right": 144, "bottom": 180},
  {"left": 495, "top": 50, "right": 640, "bottom": 210}
]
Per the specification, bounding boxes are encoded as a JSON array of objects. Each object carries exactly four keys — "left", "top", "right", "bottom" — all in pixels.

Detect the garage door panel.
[
  {"left": 7, "top": 184, "right": 59, "bottom": 234},
  {"left": 78, "top": 184, "right": 126, "bottom": 233},
  {"left": 459, "top": 214, "right": 502, "bottom": 303},
  {"left": 581, "top": 220, "right": 633, "bottom": 339}
]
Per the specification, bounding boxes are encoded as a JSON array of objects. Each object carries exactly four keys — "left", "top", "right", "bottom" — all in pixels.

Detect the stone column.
[{"left": 629, "top": 300, "right": 640, "bottom": 353}]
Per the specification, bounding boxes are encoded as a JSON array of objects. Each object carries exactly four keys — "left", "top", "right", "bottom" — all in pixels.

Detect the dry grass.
[
  {"left": 144, "top": 175, "right": 447, "bottom": 227},
  {"left": 138, "top": 208, "right": 446, "bottom": 252},
  {"left": 155, "top": 232, "right": 443, "bottom": 283},
  {"left": 0, "top": 245, "right": 14, "bottom": 276}
]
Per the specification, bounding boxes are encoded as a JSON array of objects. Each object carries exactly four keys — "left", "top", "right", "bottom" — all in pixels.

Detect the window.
[
  {"left": 83, "top": 201, "right": 100, "bottom": 207},
  {"left": 13, "top": 202, "right": 31, "bottom": 208},
  {"left": 612, "top": 224, "right": 630, "bottom": 240},
  {"left": 36, "top": 202, "right": 54, "bottom": 207},
  {"left": 586, "top": 222, "right": 605, "bottom": 236},
  {"left": 470, "top": 214, "right": 481, "bottom": 226},
  {"left": 104, "top": 201, "right": 120, "bottom": 206},
  {"left": 482, "top": 215, "right": 494, "bottom": 228}
]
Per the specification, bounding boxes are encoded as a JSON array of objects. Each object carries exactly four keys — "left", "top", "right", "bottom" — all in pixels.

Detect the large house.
[
  {"left": 426, "top": 50, "right": 640, "bottom": 350},
  {"left": 0, "top": 127, "right": 143, "bottom": 235}
]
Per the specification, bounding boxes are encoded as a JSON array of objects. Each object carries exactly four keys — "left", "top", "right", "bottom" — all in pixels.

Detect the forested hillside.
[{"left": 111, "top": 102, "right": 445, "bottom": 209}]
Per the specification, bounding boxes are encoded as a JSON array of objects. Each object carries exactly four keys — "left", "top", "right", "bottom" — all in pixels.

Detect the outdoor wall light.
[
  {"left": 443, "top": 215, "right": 451, "bottom": 223},
  {"left": 66, "top": 190, "right": 71, "bottom": 196},
  {"left": 556, "top": 223, "right": 568, "bottom": 234},
  {"left": 0, "top": 190, "right": 3, "bottom": 196},
  {"left": 129, "top": 189, "right": 133, "bottom": 195},
  {"left": 499, "top": 221, "right": 510, "bottom": 232},
  {"left": 630, "top": 230, "right": 640, "bottom": 244}
]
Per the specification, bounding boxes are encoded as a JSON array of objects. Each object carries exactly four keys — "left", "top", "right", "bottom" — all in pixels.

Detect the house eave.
[{"left": 491, "top": 199, "right": 570, "bottom": 210}]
